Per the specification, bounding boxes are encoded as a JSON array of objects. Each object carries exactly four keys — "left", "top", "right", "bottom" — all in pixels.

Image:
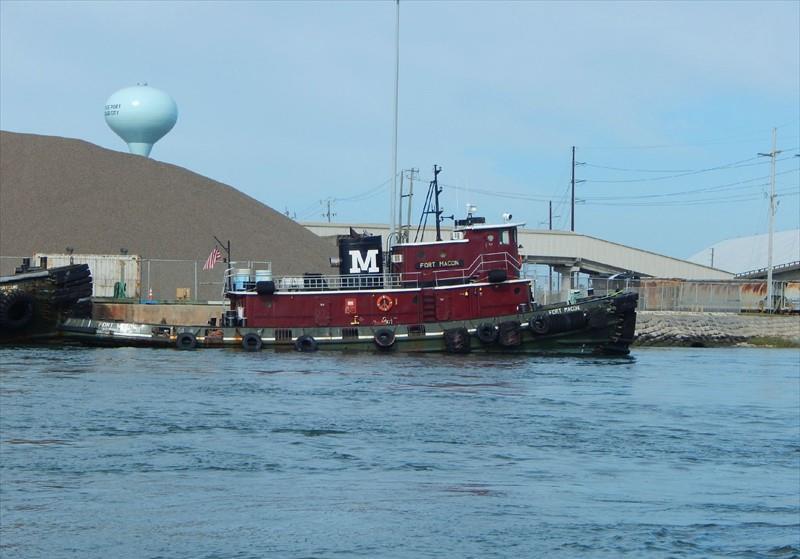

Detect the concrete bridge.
[{"left": 302, "top": 221, "right": 733, "bottom": 281}]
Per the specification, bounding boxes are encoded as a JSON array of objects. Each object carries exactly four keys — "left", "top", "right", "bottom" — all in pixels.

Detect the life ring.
[
  {"left": 376, "top": 295, "right": 394, "bottom": 312},
  {"left": 175, "top": 332, "right": 197, "bottom": 350},
  {"left": 0, "top": 291, "right": 35, "bottom": 331},
  {"left": 373, "top": 328, "right": 396, "bottom": 350},
  {"left": 241, "top": 332, "right": 263, "bottom": 352},
  {"left": 294, "top": 335, "right": 318, "bottom": 352},
  {"left": 475, "top": 323, "right": 498, "bottom": 344}
]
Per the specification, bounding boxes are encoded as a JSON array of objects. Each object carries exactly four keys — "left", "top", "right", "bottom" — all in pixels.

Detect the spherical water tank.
[{"left": 104, "top": 85, "right": 178, "bottom": 157}]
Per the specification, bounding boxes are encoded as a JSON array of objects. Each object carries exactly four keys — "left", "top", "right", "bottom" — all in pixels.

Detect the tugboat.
[
  {"left": 59, "top": 170, "right": 638, "bottom": 355},
  {"left": 0, "top": 257, "right": 93, "bottom": 344}
]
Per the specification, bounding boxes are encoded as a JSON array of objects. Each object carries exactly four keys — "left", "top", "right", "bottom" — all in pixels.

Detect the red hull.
[{"left": 240, "top": 279, "right": 532, "bottom": 329}]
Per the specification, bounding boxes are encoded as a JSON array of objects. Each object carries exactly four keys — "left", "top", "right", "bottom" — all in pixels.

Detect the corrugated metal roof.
[{"left": 688, "top": 229, "right": 800, "bottom": 274}]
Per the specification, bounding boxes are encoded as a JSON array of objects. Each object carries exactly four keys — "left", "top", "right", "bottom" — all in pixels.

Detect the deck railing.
[{"left": 222, "top": 251, "right": 524, "bottom": 293}]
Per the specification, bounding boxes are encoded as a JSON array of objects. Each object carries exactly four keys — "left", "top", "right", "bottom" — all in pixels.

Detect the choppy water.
[{"left": 1, "top": 347, "right": 798, "bottom": 558}]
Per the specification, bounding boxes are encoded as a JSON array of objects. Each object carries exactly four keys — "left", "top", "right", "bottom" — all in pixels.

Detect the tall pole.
[
  {"left": 389, "top": 0, "right": 400, "bottom": 248},
  {"left": 766, "top": 128, "right": 777, "bottom": 312},
  {"left": 759, "top": 128, "right": 780, "bottom": 313},
  {"left": 548, "top": 200, "right": 553, "bottom": 296},
  {"left": 571, "top": 146, "right": 576, "bottom": 232},
  {"left": 405, "top": 168, "right": 417, "bottom": 240}
]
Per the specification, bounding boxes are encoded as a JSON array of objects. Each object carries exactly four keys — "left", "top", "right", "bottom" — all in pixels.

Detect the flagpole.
[{"left": 213, "top": 236, "right": 232, "bottom": 292}]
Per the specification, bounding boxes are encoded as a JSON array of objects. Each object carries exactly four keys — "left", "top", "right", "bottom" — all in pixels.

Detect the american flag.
[{"left": 203, "top": 247, "right": 223, "bottom": 271}]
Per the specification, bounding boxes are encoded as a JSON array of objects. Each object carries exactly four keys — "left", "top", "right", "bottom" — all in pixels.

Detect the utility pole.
[
  {"left": 570, "top": 146, "right": 585, "bottom": 233},
  {"left": 571, "top": 146, "right": 576, "bottom": 232},
  {"left": 321, "top": 199, "right": 336, "bottom": 223},
  {"left": 399, "top": 168, "right": 418, "bottom": 242},
  {"left": 758, "top": 128, "right": 780, "bottom": 313}
]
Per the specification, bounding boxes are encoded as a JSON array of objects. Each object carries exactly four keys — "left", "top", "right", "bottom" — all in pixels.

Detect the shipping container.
[{"left": 33, "top": 253, "right": 141, "bottom": 298}]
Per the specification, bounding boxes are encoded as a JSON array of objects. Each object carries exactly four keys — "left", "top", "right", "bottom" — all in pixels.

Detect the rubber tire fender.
[
  {"left": 241, "top": 332, "right": 263, "bottom": 352},
  {"left": 373, "top": 328, "right": 396, "bottom": 350},
  {"left": 295, "top": 335, "right": 318, "bottom": 352},
  {"left": 0, "top": 291, "right": 35, "bottom": 331},
  {"left": 176, "top": 332, "right": 197, "bottom": 350},
  {"left": 498, "top": 320, "right": 522, "bottom": 347},
  {"left": 475, "top": 323, "right": 498, "bottom": 344},
  {"left": 444, "top": 327, "right": 471, "bottom": 353},
  {"left": 529, "top": 314, "right": 551, "bottom": 335}
]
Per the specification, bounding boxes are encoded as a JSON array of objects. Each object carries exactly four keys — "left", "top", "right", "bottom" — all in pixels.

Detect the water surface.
[{"left": 1, "top": 347, "right": 798, "bottom": 558}]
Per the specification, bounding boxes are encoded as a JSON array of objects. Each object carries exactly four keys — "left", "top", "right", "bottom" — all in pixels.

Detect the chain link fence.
[
  {"left": 1, "top": 256, "right": 226, "bottom": 303},
  {"left": 3, "top": 255, "right": 797, "bottom": 312}
]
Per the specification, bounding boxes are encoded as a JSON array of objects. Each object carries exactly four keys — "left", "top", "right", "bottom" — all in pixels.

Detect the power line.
[
  {"left": 583, "top": 153, "right": 798, "bottom": 180},
  {"left": 583, "top": 168, "right": 799, "bottom": 201},
  {"left": 583, "top": 156, "right": 762, "bottom": 184},
  {"left": 584, "top": 188, "right": 798, "bottom": 207},
  {"left": 334, "top": 175, "right": 394, "bottom": 203},
  {"left": 577, "top": 123, "right": 800, "bottom": 150}
]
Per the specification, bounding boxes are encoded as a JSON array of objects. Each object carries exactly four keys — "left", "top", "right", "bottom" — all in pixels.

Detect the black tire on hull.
[
  {"left": 529, "top": 314, "right": 551, "bottom": 335},
  {"left": 487, "top": 269, "right": 507, "bottom": 283},
  {"left": 548, "top": 310, "right": 589, "bottom": 334},
  {"left": 295, "top": 335, "right": 318, "bottom": 352},
  {"left": 176, "top": 332, "right": 197, "bottom": 350},
  {"left": 498, "top": 320, "right": 522, "bottom": 347},
  {"left": 0, "top": 291, "right": 35, "bottom": 331},
  {"left": 374, "top": 328, "right": 396, "bottom": 350},
  {"left": 241, "top": 332, "right": 263, "bottom": 352},
  {"left": 256, "top": 281, "right": 275, "bottom": 295},
  {"left": 615, "top": 293, "right": 639, "bottom": 313},
  {"left": 444, "top": 327, "right": 471, "bottom": 353},
  {"left": 475, "top": 323, "right": 498, "bottom": 344}
]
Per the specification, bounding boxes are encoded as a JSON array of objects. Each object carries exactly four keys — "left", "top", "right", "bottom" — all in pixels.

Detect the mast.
[{"left": 433, "top": 165, "right": 443, "bottom": 241}]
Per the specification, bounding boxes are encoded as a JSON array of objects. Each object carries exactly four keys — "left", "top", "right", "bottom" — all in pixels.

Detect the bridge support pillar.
[{"left": 552, "top": 265, "right": 580, "bottom": 303}]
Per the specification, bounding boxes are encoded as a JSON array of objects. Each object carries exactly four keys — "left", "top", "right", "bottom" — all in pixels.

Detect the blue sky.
[{"left": 1, "top": 0, "right": 798, "bottom": 261}]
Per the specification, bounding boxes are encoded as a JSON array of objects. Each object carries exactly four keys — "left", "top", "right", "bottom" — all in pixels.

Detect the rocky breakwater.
[{"left": 634, "top": 311, "right": 800, "bottom": 347}]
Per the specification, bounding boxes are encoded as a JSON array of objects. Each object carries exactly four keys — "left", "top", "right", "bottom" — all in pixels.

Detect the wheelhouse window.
[{"left": 500, "top": 230, "right": 510, "bottom": 245}]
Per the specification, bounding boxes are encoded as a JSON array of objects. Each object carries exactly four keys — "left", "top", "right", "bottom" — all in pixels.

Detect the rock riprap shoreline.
[{"left": 634, "top": 311, "right": 800, "bottom": 347}]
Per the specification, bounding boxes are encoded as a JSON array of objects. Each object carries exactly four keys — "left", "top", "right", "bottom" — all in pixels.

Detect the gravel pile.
[{"left": 0, "top": 131, "right": 334, "bottom": 276}]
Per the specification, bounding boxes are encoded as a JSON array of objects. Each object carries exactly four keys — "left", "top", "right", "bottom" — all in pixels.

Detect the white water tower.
[{"left": 104, "top": 84, "right": 178, "bottom": 157}]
